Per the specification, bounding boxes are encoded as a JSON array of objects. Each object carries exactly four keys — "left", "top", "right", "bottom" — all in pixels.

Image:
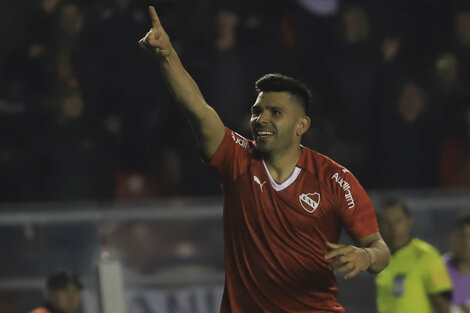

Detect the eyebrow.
[{"left": 251, "top": 104, "right": 283, "bottom": 111}]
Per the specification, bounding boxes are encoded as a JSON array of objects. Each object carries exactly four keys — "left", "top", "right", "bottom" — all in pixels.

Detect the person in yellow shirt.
[
  {"left": 30, "top": 270, "right": 83, "bottom": 313},
  {"left": 375, "top": 200, "right": 452, "bottom": 313}
]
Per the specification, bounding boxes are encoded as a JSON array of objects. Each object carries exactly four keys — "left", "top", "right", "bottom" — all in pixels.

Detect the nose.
[{"left": 255, "top": 111, "right": 269, "bottom": 124}]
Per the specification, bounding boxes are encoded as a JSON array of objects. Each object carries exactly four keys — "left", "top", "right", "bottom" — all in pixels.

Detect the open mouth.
[{"left": 256, "top": 130, "right": 274, "bottom": 139}]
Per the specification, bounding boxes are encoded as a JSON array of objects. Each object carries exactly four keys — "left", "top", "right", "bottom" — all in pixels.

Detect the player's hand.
[
  {"left": 138, "top": 6, "right": 172, "bottom": 59},
  {"left": 324, "top": 242, "right": 371, "bottom": 280}
]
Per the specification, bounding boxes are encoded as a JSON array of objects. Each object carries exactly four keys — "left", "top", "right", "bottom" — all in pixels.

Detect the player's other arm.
[
  {"left": 325, "top": 232, "right": 390, "bottom": 280},
  {"left": 139, "top": 6, "right": 224, "bottom": 160},
  {"left": 356, "top": 232, "right": 390, "bottom": 274}
]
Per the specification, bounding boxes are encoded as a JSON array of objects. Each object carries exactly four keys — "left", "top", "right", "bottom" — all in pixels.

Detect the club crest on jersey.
[{"left": 299, "top": 192, "right": 320, "bottom": 213}]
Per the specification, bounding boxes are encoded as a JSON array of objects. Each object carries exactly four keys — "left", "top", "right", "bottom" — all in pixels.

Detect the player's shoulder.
[
  {"left": 300, "top": 146, "right": 352, "bottom": 178},
  {"left": 226, "top": 127, "right": 255, "bottom": 152}
]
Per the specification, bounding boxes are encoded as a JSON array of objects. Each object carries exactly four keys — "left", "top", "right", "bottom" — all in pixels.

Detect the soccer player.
[
  {"left": 443, "top": 215, "right": 470, "bottom": 313},
  {"left": 139, "top": 6, "right": 390, "bottom": 312},
  {"left": 376, "top": 200, "right": 452, "bottom": 313}
]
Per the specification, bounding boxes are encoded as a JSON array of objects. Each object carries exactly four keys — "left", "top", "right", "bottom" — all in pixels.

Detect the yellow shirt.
[{"left": 375, "top": 238, "right": 452, "bottom": 313}]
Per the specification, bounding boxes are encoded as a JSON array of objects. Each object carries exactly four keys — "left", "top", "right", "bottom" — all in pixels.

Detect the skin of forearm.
[
  {"left": 364, "top": 240, "right": 390, "bottom": 274},
  {"left": 159, "top": 48, "right": 209, "bottom": 118}
]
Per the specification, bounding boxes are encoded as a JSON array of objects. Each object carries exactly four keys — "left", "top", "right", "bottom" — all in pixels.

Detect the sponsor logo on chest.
[
  {"left": 299, "top": 192, "right": 321, "bottom": 213},
  {"left": 253, "top": 175, "right": 267, "bottom": 191}
]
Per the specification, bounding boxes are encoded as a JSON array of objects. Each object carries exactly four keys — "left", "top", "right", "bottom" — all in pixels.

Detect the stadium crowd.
[{"left": 0, "top": 0, "right": 470, "bottom": 202}]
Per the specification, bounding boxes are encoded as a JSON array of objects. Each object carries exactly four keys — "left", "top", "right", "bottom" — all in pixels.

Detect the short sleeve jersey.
[
  {"left": 375, "top": 238, "right": 452, "bottom": 313},
  {"left": 206, "top": 128, "right": 379, "bottom": 313}
]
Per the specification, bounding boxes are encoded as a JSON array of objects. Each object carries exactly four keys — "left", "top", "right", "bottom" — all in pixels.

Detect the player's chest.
[{"left": 232, "top": 166, "right": 338, "bottom": 228}]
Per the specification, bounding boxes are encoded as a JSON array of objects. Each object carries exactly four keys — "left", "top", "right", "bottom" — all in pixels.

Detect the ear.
[{"left": 296, "top": 116, "right": 311, "bottom": 136}]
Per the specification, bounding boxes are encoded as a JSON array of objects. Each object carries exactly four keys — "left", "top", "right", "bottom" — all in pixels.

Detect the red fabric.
[
  {"left": 206, "top": 127, "right": 379, "bottom": 313},
  {"left": 440, "top": 137, "right": 470, "bottom": 187}
]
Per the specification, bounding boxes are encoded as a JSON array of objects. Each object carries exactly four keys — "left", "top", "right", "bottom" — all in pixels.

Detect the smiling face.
[{"left": 250, "top": 91, "right": 310, "bottom": 157}]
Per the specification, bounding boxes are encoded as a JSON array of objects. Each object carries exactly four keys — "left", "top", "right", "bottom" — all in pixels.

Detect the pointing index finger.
[{"left": 149, "top": 6, "right": 161, "bottom": 29}]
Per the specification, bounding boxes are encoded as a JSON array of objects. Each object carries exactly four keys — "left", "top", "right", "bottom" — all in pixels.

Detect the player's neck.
[{"left": 263, "top": 146, "right": 302, "bottom": 183}]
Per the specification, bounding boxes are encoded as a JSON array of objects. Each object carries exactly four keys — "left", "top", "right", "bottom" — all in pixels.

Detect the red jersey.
[{"left": 207, "top": 127, "right": 379, "bottom": 313}]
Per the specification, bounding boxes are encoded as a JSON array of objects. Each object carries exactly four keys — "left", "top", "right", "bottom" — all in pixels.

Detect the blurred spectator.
[
  {"left": 440, "top": 104, "right": 470, "bottom": 187},
  {"left": 371, "top": 18, "right": 469, "bottom": 189},
  {"left": 435, "top": 52, "right": 461, "bottom": 94},
  {"left": 78, "top": 0, "right": 166, "bottom": 172},
  {"left": 30, "top": 270, "right": 83, "bottom": 313},
  {"left": 377, "top": 0, "right": 453, "bottom": 68},
  {"left": 374, "top": 79, "right": 440, "bottom": 188},
  {"left": 2, "top": 0, "right": 61, "bottom": 107},
  {"left": 455, "top": 7, "right": 470, "bottom": 48},
  {"left": 16, "top": 1, "right": 117, "bottom": 201},
  {"left": 319, "top": 4, "right": 380, "bottom": 184},
  {"left": 443, "top": 215, "right": 470, "bottom": 313},
  {"left": 156, "top": 1, "right": 299, "bottom": 195},
  {"left": 382, "top": 36, "right": 404, "bottom": 65},
  {"left": 1, "top": 0, "right": 470, "bottom": 198},
  {"left": 194, "top": 4, "right": 247, "bottom": 131},
  {"left": 115, "top": 171, "right": 162, "bottom": 200},
  {"left": 18, "top": 100, "right": 117, "bottom": 201},
  {"left": 428, "top": 51, "right": 468, "bottom": 138},
  {"left": 187, "top": 1, "right": 299, "bottom": 133},
  {"left": 376, "top": 200, "right": 452, "bottom": 313},
  {"left": 451, "top": 6, "right": 470, "bottom": 86},
  {"left": 0, "top": 1, "right": 64, "bottom": 202}
]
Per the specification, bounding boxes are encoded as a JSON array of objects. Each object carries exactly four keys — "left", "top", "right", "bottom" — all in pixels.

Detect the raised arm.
[{"left": 138, "top": 6, "right": 225, "bottom": 160}]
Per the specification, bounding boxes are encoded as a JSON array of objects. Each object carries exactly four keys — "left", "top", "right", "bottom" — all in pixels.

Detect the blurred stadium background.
[{"left": 0, "top": 0, "right": 469, "bottom": 312}]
